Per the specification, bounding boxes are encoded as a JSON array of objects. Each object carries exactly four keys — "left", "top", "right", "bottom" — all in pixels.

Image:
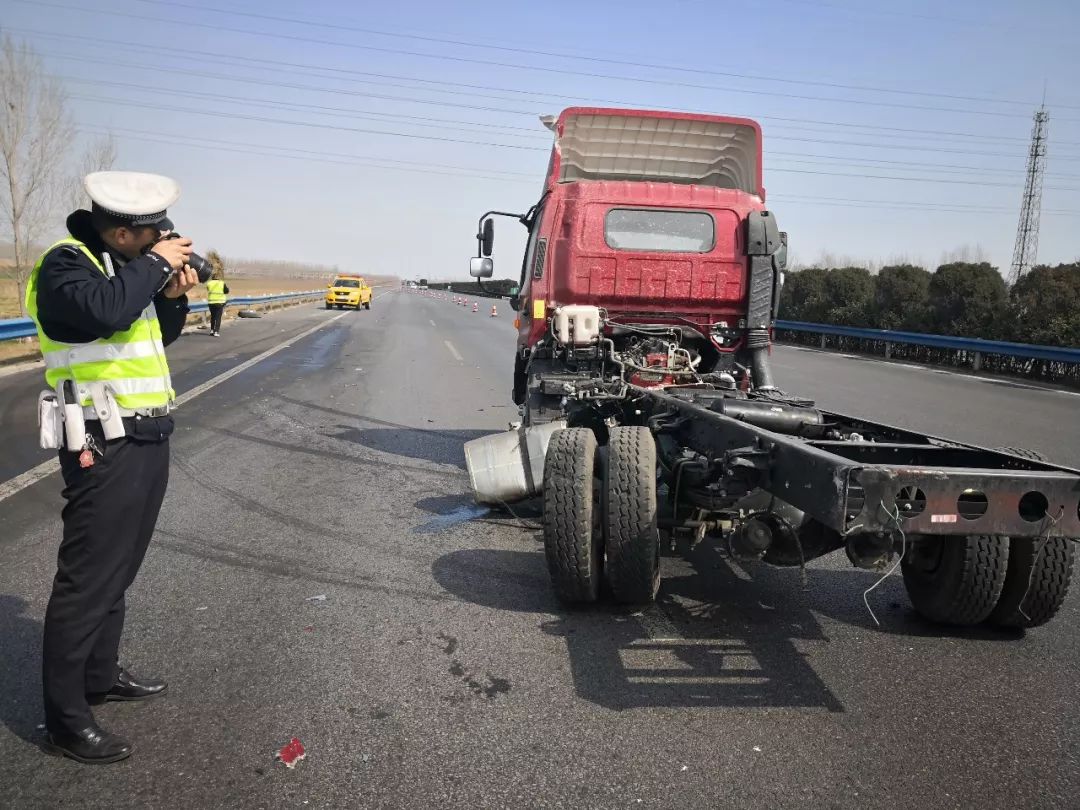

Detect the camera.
[{"left": 159, "top": 231, "right": 213, "bottom": 283}]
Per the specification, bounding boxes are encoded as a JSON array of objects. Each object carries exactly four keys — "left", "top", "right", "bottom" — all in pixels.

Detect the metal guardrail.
[
  {"left": 774, "top": 320, "right": 1080, "bottom": 366},
  {"left": 0, "top": 291, "right": 325, "bottom": 342}
]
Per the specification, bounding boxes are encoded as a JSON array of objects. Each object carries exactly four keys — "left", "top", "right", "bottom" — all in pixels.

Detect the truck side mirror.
[
  {"left": 480, "top": 219, "right": 495, "bottom": 257},
  {"left": 470, "top": 257, "right": 494, "bottom": 278},
  {"left": 509, "top": 295, "right": 521, "bottom": 312}
]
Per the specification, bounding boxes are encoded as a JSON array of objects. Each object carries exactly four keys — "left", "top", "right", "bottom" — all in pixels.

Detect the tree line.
[{"left": 778, "top": 261, "right": 1080, "bottom": 347}]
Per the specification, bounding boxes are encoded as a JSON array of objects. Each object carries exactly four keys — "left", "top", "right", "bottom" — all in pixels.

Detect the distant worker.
[
  {"left": 26, "top": 171, "right": 198, "bottom": 765},
  {"left": 205, "top": 257, "right": 229, "bottom": 337}
]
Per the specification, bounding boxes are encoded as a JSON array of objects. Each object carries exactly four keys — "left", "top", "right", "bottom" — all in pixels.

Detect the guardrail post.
[
  {"left": 972, "top": 351, "right": 983, "bottom": 372},
  {"left": 819, "top": 334, "right": 826, "bottom": 349},
  {"left": 884, "top": 341, "right": 892, "bottom": 360}
]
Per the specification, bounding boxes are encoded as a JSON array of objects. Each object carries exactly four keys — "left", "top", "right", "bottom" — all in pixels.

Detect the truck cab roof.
[{"left": 544, "top": 107, "right": 763, "bottom": 199}]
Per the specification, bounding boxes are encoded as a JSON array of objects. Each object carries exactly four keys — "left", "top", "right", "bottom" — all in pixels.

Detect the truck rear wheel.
[
  {"left": 988, "top": 537, "right": 1075, "bottom": 628},
  {"left": 901, "top": 535, "right": 1009, "bottom": 625},
  {"left": 542, "top": 428, "right": 602, "bottom": 604},
  {"left": 604, "top": 426, "right": 660, "bottom": 604},
  {"left": 987, "top": 446, "right": 1075, "bottom": 628}
]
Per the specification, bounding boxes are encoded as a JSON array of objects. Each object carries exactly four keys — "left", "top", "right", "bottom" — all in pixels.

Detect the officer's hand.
[
  {"left": 163, "top": 265, "right": 199, "bottom": 299},
  {"left": 150, "top": 237, "right": 193, "bottom": 271}
]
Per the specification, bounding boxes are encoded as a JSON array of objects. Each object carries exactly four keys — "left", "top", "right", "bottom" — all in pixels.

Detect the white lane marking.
[
  {"left": 444, "top": 340, "right": 463, "bottom": 361},
  {"left": 0, "top": 312, "right": 349, "bottom": 504},
  {"left": 430, "top": 319, "right": 437, "bottom": 327}
]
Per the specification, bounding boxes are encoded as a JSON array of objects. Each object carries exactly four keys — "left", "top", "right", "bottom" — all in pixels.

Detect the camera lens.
[{"left": 187, "top": 252, "right": 213, "bottom": 284}]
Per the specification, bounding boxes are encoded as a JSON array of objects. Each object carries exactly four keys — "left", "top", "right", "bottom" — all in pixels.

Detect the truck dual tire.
[
  {"left": 988, "top": 537, "right": 1075, "bottom": 628},
  {"left": 542, "top": 428, "right": 603, "bottom": 604},
  {"left": 901, "top": 535, "right": 1009, "bottom": 625},
  {"left": 604, "top": 426, "right": 661, "bottom": 605},
  {"left": 985, "top": 446, "right": 1075, "bottom": 628}
]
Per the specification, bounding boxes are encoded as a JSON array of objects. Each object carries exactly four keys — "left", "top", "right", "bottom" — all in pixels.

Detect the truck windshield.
[
  {"left": 333, "top": 279, "right": 360, "bottom": 288},
  {"left": 605, "top": 209, "right": 715, "bottom": 253}
]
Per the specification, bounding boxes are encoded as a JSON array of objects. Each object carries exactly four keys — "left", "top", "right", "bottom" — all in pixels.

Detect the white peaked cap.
[{"left": 84, "top": 171, "right": 181, "bottom": 227}]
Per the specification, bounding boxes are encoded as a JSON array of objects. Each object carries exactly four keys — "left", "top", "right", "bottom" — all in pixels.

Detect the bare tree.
[
  {"left": 939, "top": 244, "right": 989, "bottom": 265},
  {"left": 0, "top": 36, "right": 75, "bottom": 316},
  {"left": 64, "top": 133, "right": 117, "bottom": 213}
]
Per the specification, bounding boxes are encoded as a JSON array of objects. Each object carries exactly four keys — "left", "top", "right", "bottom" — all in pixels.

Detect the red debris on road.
[{"left": 277, "top": 737, "right": 307, "bottom": 768}]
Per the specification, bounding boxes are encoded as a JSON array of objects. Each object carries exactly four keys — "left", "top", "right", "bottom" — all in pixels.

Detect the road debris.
[
  {"left": 195, "top": 606, "right": 208, "bottom": 611},
  {"left": 305, "top": 594, "right": 327, "bottom": 603},
  {"left": 277, "top": 738, "right": 306, "bottom": 769}
]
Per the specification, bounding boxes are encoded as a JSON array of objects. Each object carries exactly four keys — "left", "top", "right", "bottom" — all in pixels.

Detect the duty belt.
[{"left": 82, "top": 403, "right": 171, "bottom": 421}]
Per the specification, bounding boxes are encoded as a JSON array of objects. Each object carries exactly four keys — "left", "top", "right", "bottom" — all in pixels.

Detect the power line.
[
  {"left": 69, "top": 94, "right": 549, "bottom": 151},
  {"left": 40, "top": 52, "right": 1080, "bottom": 163},
  {"left": 75, "top": 127, "right": 539, "bottom": 184},
  {"left": 59, "top": 70, "right": 1080, "bottom": 178},
  {"left": 12, "top": 0, "right": 1044, "bottom": 119},
  {"left": 59, "top": 75, "right": 543, "bottom": 138},
  {"left": 71, "top": 93, "right": 1080, "bottom": 193},
  {"left": 75, "top": 123, "right": 1080, "bottom": 218},
  {"left": 20, "top": 28, "right": 1080, "bottom": 147},
  {"left": 132, "top": 0, "right": 1070, "bottom": 110},
  {"left": 77, "top": 124, "right": 538, "bottom": 177}
]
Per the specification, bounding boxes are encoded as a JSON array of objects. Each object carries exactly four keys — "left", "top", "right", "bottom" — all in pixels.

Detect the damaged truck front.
[{"left": 464, "top": 107, "right": 1078, "bottom": 630}]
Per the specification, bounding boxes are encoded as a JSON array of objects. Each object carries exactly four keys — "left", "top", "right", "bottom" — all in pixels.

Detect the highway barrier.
[
  {"left": 775, "top": 320, "right": 1080, "bottom": 385},
  {"left": 0, "top": 291, "right": 325, "bottom": 343}
]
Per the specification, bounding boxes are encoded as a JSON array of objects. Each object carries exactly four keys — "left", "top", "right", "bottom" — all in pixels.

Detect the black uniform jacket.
[{"left": 35, "top": 210, "right": 188, "bottom": 440}]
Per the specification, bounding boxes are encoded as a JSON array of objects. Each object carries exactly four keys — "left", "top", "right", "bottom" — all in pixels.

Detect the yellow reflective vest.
[
  {"left": 206, "top": 279, "right": 228, "bottom": 305},
  {"left": 25, "top": 238, "right": 175, "bottom": 410}
]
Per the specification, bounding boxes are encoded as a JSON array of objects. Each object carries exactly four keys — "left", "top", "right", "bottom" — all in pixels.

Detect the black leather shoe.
[
  {"left": 89, "top": 669, "right": 168, "bottom": 704},
  {"left": 45, "top": 724, "right": 132, "bottom": 764}
]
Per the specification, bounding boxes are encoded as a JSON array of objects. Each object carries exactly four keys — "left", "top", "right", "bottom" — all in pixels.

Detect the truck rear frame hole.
[
  {"left": 957, "top": 490, "right": 988, "bottom": 520},
  {"left": 1018, "top": 491, "right": 1049, "bottom": 522},
  {"left": 897, "top": 486, "right": 926, "bottom": 518}
]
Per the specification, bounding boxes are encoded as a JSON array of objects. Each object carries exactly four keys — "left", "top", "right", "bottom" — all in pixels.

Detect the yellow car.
[{"left": 325, "top": 275, "right": 372, "bottom": 310}]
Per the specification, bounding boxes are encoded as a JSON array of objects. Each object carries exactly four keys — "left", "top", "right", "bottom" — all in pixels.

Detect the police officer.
[{"left": 26, "top": 171, "right": 199, "bottom": 764}]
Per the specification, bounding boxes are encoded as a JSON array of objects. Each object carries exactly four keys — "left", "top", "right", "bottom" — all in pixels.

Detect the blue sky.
[{"left": 4, "top": 0, "right": 1079, "bottom": 279}]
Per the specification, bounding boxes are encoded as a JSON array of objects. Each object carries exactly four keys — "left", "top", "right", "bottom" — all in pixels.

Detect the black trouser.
[
  {"left": 43, "top": 425, "right": 170, "bottom": 734},
  {"left": 208, "top": 303, "right": 225, "bottom": 333}
]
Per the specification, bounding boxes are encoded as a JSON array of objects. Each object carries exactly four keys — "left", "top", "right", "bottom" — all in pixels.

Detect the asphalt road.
[{"left": 0, "top": 291, "right": 1077, "bottom": 809}]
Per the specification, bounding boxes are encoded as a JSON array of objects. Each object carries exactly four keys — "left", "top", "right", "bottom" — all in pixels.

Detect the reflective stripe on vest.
[
  {"left": 206, "top": 279, "right": 227, "bottom": 304},
  {"left": 26, "top": 237, "right": 175, "bottom": 409}
]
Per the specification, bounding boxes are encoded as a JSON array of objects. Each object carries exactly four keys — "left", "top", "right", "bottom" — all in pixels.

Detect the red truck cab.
[{"left": 471, "top": 107, "right": 787, "bottom": 408}]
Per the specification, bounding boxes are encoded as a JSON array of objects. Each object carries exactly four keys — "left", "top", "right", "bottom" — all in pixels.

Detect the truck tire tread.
[
  {"left": 989, "top": 537, "right": 1075, "bottom": 628},
  {"left": 542, "top": 428, "right": 601, "bottom": 604},
  {"left": 901, "top": 535, "right": 1009, "bottom": 625},
  {"left": 605, "top": 426, "right": 660, "bottom": 604}
]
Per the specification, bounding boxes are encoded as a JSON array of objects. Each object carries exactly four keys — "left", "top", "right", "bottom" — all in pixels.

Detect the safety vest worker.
[
  {"left": 28, "top": 171, "right": 200, "bottom": 766},
  {"left": 206, "top": 279, "right": 228, "bottom": 304},
  {"left": 205, "top": 277, "right": 230, "bottom": 336}
]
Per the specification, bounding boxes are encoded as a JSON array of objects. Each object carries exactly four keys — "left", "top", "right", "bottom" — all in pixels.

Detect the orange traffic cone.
[
  {"left": 472, "top": 302, "right": 478, "bottom": 313},
  {"left": 490, "top": 304, "right": 498, "bottom": 317}
]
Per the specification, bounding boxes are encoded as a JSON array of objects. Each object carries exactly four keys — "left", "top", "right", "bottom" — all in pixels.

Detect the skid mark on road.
[
  {"left": 444, "top": 340, "right": 463, "bottom": 361},
  {"left": 156, "top": 529, "right": 453, "bottom": 603},
  {"left": 0, "top": 313, "right": 350, "bottom": 504}
]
